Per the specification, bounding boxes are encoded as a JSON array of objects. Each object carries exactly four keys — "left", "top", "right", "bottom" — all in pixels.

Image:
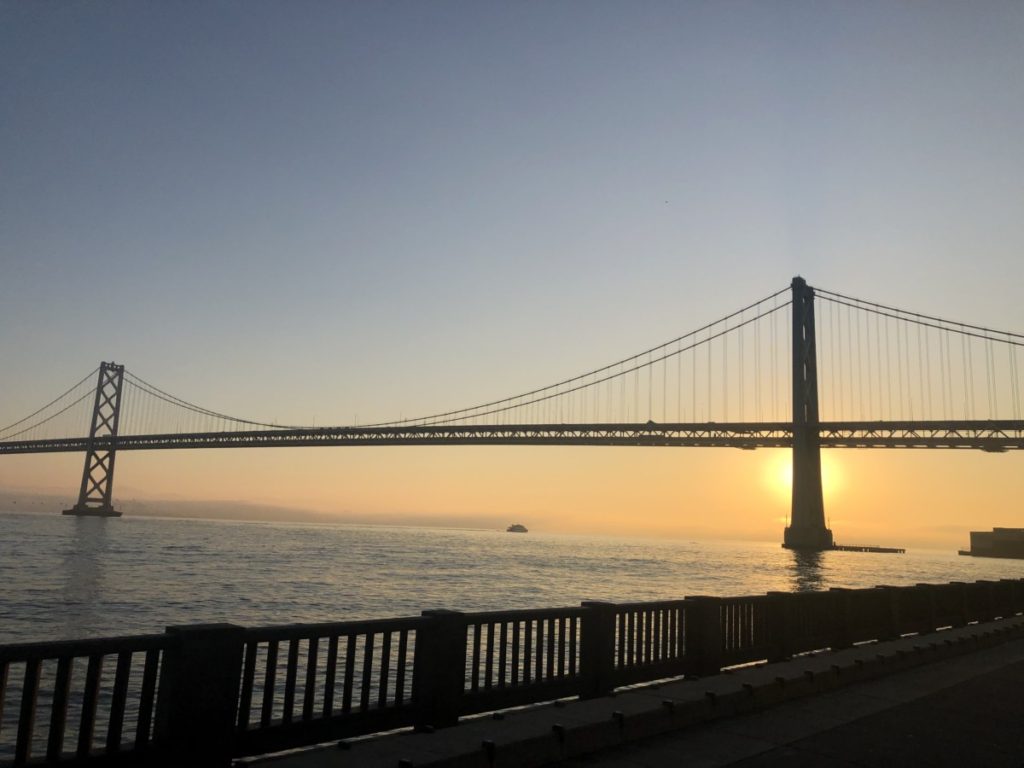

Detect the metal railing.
[
  {"left": 0, "top": 634, "right": 169, "bottom": 765},
  {"left": 2, "top": 578, "right": 1022, "bottom": 767}
]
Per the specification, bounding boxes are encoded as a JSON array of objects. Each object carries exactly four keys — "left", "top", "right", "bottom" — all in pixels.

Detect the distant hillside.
[{"left": 0, "top": 490, "right": 511, "bottom": 530}]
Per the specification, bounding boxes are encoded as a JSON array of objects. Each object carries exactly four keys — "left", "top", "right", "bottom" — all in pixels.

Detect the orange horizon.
[{"left": 1, "top": 444, "right": 1020, "bottom": 551}]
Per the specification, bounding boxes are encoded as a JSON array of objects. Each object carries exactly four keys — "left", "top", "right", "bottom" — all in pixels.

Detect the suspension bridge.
[{"left": 2, "top": 277, "right": 1022, "bottom": 550}]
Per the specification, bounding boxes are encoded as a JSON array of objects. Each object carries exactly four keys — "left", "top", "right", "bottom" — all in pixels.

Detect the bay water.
[{"left": 3, "top": 510, "right": 1022, "bottom": 644}]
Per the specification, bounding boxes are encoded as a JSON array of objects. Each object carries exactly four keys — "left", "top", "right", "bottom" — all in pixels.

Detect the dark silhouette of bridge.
[{"left": 2, "top": 277, "right": 1022, "bottom": 550}]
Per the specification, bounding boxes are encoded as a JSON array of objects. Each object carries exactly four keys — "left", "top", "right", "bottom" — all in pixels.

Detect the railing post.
[
  {"left": 683, "top": 597, "right": 722, "bottom": 676},
  {"left": 765, "top": 592, "right": 790, "bottom": 662},
  {"left": 950, "top": 581, "right": 970, "bottom": 626},
  {"left": 153, "top": 623, "right": 245, "bottom": 767},
  {"left": 876, "top": 586, "right": 900, "bottom": 640},
  {"left": 975, "top": 580, "right": 996, "bottom": 622},
  {"left": 915, "top": 583, "right": 938, "bottom": 633},
  {"left": 579, "top": 601, "right": 617, "bottom": 698},
  {"left": 997, "top": 579, "right": 1016, "bottom": 618},
  {"left": 412, "top": 610, "right": 466, "bottom": 730},
  {"left": 829, "top": 588, "right": 852, "bottom": 649},
  {"left": 1009, "top": 579, "right": 1024, "bottom": 615}
]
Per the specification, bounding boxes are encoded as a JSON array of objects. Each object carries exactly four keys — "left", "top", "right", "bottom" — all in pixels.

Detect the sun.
[{"left": 767, "top": 452, "right": 843, "bottom": 502}]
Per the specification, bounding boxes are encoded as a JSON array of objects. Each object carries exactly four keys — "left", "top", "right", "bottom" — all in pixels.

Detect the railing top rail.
[
  {"left": 609, "top": 598, "right": 690, "bottom": 611},
  {"left": 0, "top": 632, "right": 169, "bottom": 663},
  {"left": 464, "top": 606, "right": 586, "bottom": 623},
  {"left": 718, "top": 594, "right": 767, "bottom": 604},
  {"left": 242, "top": 615, "right": 426, "bottom": 642}
]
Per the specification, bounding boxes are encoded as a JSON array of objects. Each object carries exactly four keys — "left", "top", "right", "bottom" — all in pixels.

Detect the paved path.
[
  {"left": 247, "top": 616, "right": 1024, "bottom": 768},
  {"left": 561, "top": 632, "right": 1024, "bottom": 766}
]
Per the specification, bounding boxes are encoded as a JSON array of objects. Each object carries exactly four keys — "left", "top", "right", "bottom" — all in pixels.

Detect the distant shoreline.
[{"left": 0, "top": 495, "right": 511, "bottom": 531}]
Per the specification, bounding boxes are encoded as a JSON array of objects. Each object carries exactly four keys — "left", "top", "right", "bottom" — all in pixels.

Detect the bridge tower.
[
  {"left": 784, "top": 277, "right": 833, "bottom": 550},
  {"left": 63, "top": 362, "right": 125, "bottom": 518}
]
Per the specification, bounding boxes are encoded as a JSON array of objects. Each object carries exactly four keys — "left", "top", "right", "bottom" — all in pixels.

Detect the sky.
[{"left": 2, "top": 1, "right": 1023, "bottom": 548}]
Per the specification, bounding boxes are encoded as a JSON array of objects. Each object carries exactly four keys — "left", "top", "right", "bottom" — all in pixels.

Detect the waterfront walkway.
[{"left": 247, "top": 615, "right": 1024, "bottom": 768}]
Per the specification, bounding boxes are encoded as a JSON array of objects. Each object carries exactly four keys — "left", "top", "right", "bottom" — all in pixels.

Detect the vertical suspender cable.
[
  {"left": 828, "top": 300, "right": 837, "bottom": 419},
  {"left": 634, "top": 366, "right": 639, "bottom": 422},
  {"left": 771, "top": 295, "right": 778, "bottom": 421},
  {"left": 986, "top": 337, "right": 997, "bottom": 418},
  {"left": 864, "top": 308, "right": 873, "bottom": 419},
  {"left": 944, "top": 330, "right": 954, "bottom": 421},
  {"left": 662, "top": 349, "right": 667, "bottom": 422},
  {"left": 785, "top": 303, "right": 792, "bottom": 421},
  {"left": 884, "top": 315, "right": 892, "bottom": 420},
  {"left": 1009, "top": 335, "right": 1021, "bottom": 420},
  {"left": 620, "top": 363, "right": 626, "bottom": 423},
  {"left": 755, "top": 307, "right": 762, "bottom": 422},
  {"left": 962, "top": 330, "right": 971, "bottom": 419},
  {"left": 940, "top": 329, "right": 949, "bottom": 420},
  {"left": 707, "top": 330, "right": 712, "bottom": 421},
  {"left": 924, "top": 324, "right": 933, "bottom": 419},
  {"left": 738, "top": 318, "right": 744, "bottom": 422},
  {"left": 874, "top": 311, "right": 883, "bottom": 421},
  {"left": 647, "top": 351, "right": 652, "bottom": 421},
  {"left": 722, "top": 326, "right": 728, "bottom": 421},
  {"left": 916, "top": 323, "right": 925, "bottom": 422},
  {"left": 677, "top": 338, "right": 682, "bottom": 422},
  {"left": 855, "top": 304, "right": 864, "bottom": 420},
  {"left": 896, "top": 318, "right": 905, "bottom": 419},
  {"left": 823, "top": 299, "right": 831, "bottom": 419},
  {"left": 692, "top": 335, "right": 700, "bottom": 421},
  {"left": 845, "top": 302, "right": 853, "bottom": 419}
]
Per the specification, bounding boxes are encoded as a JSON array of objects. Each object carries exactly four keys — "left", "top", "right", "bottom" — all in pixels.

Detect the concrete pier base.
[
  {"left": 62, "top": 506, "right": 122, "bottom": 517},
  {"left": 782, "top": 524, "right": 833, "bottom": 551}
]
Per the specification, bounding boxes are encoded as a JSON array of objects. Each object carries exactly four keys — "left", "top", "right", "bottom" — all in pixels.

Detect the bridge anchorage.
[{"left": 62, "top": 362, "right": 124, "bottom": 518}]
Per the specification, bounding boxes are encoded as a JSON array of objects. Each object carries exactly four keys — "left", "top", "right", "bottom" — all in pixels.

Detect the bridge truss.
[{"left": 0, "top": 420, "right": 1023, "bottom": 454}]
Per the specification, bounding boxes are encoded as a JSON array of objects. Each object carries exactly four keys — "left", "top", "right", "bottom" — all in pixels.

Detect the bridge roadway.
[{"left": 2, "top": 420, "right": 1023, "bottom": 454}]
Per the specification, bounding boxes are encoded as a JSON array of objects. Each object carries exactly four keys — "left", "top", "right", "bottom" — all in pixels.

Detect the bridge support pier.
[
  {"left": 784, "top": 277, "right": 833, "bottom": 551},
  {"left": 63, "top": 362, "right": 124, "bottom": 518}
]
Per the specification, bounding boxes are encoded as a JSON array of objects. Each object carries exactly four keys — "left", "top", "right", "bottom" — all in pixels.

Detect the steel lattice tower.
[{"left": 63, "top": 362, "right": 125, "bottom": 517}]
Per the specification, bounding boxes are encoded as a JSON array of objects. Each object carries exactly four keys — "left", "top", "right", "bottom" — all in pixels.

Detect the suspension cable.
[
  {"left": 365, "top": 286, "right": 791, "bottom": 427},
  {"left": 0, "top": 367, "right": 98, "bottom": 434},
  {"left": 124, "top": 372, "right": 302, "bottom": 430},
  {"left": 0, "top": 389, "right": 96, "bottom": 441},
  {"left": 814, "top": 287, "right": 1024, "bottom": 340}
]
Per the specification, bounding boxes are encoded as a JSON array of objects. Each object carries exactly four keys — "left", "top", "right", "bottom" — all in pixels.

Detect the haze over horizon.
[{"left": 2, "top": 2, "right": 1023, "bottom": 549}]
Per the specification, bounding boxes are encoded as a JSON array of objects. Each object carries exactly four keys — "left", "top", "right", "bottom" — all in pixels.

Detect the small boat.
[{"left": 506, "top": 523, "right": 528, "bottom": 533}]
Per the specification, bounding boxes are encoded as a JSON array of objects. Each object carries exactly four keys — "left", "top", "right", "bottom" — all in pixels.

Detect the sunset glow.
[{"left": 2, "top": 2, "right": 1023, "bottom": 552}]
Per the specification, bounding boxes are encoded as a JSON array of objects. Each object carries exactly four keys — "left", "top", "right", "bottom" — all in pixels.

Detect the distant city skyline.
[{"left": 2, "top": 1, "right": 1022, "bottom": 548}]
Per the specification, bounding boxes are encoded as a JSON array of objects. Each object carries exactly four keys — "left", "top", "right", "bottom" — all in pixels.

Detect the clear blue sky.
[{"left": 2, "top": 2, "right": 1023, "bottom": 542}]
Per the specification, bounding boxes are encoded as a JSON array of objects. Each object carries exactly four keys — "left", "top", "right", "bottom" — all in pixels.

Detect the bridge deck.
[{"left": 1, "top": 420, "right": 1023, "bottom": 454}]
